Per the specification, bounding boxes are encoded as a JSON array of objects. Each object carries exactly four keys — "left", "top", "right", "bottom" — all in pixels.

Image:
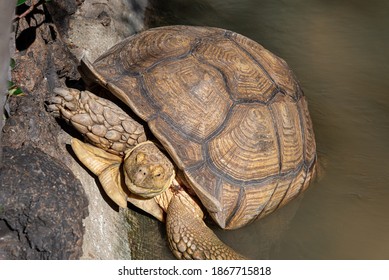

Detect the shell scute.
[
  {"left": 143, "top": 56, "right": 233, "bottom": 141},
  {"left": 270, "top": 96, "right": 304, "bottom": 173},
  {"left": 208, "top": 104, "right": 279, "bottom": 181},
  {"left": 193, "top": 36, "right": 277, "bottom": 102},
  {"left": 228, "top": 32, "right": 300, "bottom": 99},
  {"left": 147, "top": 116, "right": 204, "bottom": 170}
]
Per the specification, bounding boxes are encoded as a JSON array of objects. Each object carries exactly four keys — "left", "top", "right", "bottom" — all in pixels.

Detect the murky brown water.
[{"left": 150, "top": 0, "right": 389, "bottom": 259}]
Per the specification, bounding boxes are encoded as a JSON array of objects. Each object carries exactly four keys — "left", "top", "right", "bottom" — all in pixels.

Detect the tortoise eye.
[
  {"left": 136, "top": 152, "right": 146, "bottom": 164},
  {"left": 152, "top": 166, "right": 164, "bottom": 178}
]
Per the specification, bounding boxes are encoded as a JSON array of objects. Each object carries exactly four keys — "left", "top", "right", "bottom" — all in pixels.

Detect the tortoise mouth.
[{"left": 124, "top": 174, "right": 172, "bottom": 199}]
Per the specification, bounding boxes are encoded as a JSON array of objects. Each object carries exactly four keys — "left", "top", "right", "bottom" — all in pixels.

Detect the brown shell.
[{"left": 87, "top": 25, "right": 317, "bottom": 229}]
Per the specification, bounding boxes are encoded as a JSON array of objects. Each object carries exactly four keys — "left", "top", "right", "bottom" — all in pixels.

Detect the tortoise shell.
[{"left": 85, "top": 25, "right": 317, "bottom": 229}]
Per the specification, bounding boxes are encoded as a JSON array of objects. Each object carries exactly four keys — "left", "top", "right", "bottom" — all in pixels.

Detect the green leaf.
[
  {"left": 7, "top": 80, "right": 15, "bottom": 89},
  {"left": 8, "top": 88, "right": 17, "bottom": 95},
  {"left": 7, "top": 80, "right": 24, "bottom": 96},
  {"left": 10, "top": 58, "right": 15, "bottom": 69},
  {"left": 17, "top": 0, "right": 27, "bottom": 6},
  {"left": 9, "top": 87, "right": 24, "bottom": 96}
]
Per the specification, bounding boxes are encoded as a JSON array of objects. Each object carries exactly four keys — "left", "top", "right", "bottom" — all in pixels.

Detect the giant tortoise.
[{"left": 49, "top": 25, "right": 317, "bottom": 259}]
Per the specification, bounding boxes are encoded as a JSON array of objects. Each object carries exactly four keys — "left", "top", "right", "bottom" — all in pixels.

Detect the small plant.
[
  {"left": 17, "top": 0, "right": 27, "bottom": 6},
  {"left": 17, "top": 0, "right": 51, "bottom": 6},
  {"left": 7, "top": 58, "right": 24, "bottom": 96},
  {"left": 15, "top": 0, "right": 52, "bottom": 20},
  {"left": 7, "top": 81, "right": 24, "bottom": 96}
]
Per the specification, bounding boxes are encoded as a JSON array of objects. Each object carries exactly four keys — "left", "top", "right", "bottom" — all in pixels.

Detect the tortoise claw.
[
  {"left": 71, "top": 138, "right": 128, "bottom": 208},
  {"left": 98, "top": 163, "right": 128, "bottom": 208},
  {"left": 71, "top": 138, "right": 122, "bottom": 175}
]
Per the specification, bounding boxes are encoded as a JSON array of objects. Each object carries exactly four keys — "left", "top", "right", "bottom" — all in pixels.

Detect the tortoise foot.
[{"left": 49, "top": 87, "right": 146, "bottom": 155}]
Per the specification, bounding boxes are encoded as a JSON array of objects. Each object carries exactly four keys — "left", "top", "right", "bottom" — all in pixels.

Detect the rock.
[
  {"left": 54, "top": 0, "right": 149, "bottom": 62},
  {"left": 1, "top": 0, "right": 172, "bottom": 260},
  {"left": 0, "top": 1, "right": 16, "bottom": 163},
  {"left": 125, "top": 207, "right": 173, "bottom": 259},
  {"left": 0, "top": 145, "right": 88, "bottom": 259}
]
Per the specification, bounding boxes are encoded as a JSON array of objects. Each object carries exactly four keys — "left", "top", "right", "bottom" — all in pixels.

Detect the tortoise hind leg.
[
  {"left": 166, "top": 190, "right": 246, "bottom": 260},
  {"left": 48, "top": 87, "right": 146, "bottom": 155}
]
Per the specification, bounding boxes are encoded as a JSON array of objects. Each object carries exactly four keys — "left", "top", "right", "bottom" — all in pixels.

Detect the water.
[{"left": 149, "top": 0, "right": 389, "bottom": 259}]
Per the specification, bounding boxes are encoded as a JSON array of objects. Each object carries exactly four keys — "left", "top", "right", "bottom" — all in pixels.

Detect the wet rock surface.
[{"left": 0, "top": 145, "right": 88, "bottom": 259}]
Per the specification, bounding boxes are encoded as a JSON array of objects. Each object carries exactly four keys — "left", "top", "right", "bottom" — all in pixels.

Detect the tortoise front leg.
[
  {"left": 48, "top": 87, "right": 146, "bottom": 155},
  {"left": 166, "top": 190, "right": 246, "bottom": 260},
  {"left": 71, "top": 138, "right": 128, "bottom": 208}
]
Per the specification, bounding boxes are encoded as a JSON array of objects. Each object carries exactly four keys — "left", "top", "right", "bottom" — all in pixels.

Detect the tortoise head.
[{"left": 123, "top": 141, "right": 175, "bottom": 198}]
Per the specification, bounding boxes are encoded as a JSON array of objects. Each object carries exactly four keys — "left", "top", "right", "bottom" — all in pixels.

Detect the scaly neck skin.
[{"left": 154, "top": 179, "right": 192, "bottom": 214}]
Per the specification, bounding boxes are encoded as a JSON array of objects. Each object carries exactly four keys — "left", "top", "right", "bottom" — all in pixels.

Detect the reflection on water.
[{"left": 150, "top": 0, "right": 389, "bottom": 259}]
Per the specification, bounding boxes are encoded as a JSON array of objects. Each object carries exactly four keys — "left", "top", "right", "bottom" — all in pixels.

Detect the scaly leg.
[
  {"left": 48, "top": 87, "right": 146, "bottom": 155},
  {"left": 166, "top": 190, "right": 247, "bottom": 260}
]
